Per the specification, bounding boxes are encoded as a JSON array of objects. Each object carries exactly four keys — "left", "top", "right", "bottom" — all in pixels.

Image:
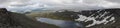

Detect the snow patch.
[{"left": 75, "top": 12, "right": 115, "bottom": 27}]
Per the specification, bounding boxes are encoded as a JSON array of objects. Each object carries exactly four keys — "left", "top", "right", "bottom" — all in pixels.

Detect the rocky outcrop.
[
  {"left": 0, "top": 8, "right": 22, "bottom": 28},
  {"left": 75, "top": 8, "right": 120, "bottom": 28},
  {"left": 0, "top": 8, "right": 59, "bottom": 28}
]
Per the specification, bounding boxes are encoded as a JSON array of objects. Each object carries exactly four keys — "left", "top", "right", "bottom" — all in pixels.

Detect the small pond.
[{"left": 36, "top": 17, "right": 84, "bottom": 28}]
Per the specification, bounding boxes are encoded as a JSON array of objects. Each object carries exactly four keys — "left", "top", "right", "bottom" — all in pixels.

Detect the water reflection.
[{"left": 36, "top": 17, "right": 83, "bottom": 28}]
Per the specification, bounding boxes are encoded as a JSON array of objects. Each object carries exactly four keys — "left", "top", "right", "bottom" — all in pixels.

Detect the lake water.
[{"left": 36, "top": 17, "right": 84, "bottom": 28}]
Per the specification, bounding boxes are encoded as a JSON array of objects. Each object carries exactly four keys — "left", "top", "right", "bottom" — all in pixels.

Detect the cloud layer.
[{"left": 0, "top": 0, "right": 120, "bottom": 12}]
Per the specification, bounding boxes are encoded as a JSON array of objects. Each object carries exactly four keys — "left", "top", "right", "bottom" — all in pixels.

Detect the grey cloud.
[
  {"left": 0, "top": 0, "right": 120, "bottom": 12},
  {"left": 0, "top": 0, "right": 10, "bottom": 4},
  {"left": 106, "top": 0, "right": 120, "bottom": 3},
  {"left": 0, "top": 0, "right": 29, "bottom": 4},
  {"left": 83, "top": 0, "right": 101, "bottom": 4},
  {"left": 6, "top": 0, "right": 104, "bottom": 12}
]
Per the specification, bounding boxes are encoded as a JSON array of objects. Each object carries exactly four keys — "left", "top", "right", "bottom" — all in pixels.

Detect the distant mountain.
[{"left": 7, "top": 7, "right": 48, "bottom": 13}]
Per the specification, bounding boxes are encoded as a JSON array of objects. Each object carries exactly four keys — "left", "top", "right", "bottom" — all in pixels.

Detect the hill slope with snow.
[{"left": 75, "top": 8, "right": 120, "bottom": 28}]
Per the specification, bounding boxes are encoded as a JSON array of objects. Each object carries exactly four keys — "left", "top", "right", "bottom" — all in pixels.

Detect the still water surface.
[{"left": 36, "top": 17, "right": 83, "bottom": 28}]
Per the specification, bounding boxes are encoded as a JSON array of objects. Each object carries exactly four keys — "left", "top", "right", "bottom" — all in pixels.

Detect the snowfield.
[{"left": 75, "top": 11, "right": 115, "bottom": 27}]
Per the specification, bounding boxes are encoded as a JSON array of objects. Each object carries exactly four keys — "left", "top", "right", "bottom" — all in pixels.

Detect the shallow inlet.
[{"left": 36, "top": 17, "right": 84, "bottom": 28}]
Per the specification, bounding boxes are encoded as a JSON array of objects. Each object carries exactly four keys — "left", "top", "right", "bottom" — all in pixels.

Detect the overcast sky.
[{"left": 0, "top": 0, "right": 120, "bottom": 12}]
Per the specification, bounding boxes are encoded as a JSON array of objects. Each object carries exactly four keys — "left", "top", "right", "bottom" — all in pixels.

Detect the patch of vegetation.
[{"left": 26, "top": 10, "right": 79, "bottom": 21}]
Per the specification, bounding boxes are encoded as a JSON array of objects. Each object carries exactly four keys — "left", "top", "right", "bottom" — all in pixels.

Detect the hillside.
[
  {"left": 0, "top": 8, "right": 59, "bottom": 28},
  {"left": 75, "top": 8, "right": 120, "bottom": 28},
  {"left": 27, "top": 8, "right": 120, "bottom": 28},
  {"left": 26, "top": 10, "right": 78, "bottom": 21}
]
